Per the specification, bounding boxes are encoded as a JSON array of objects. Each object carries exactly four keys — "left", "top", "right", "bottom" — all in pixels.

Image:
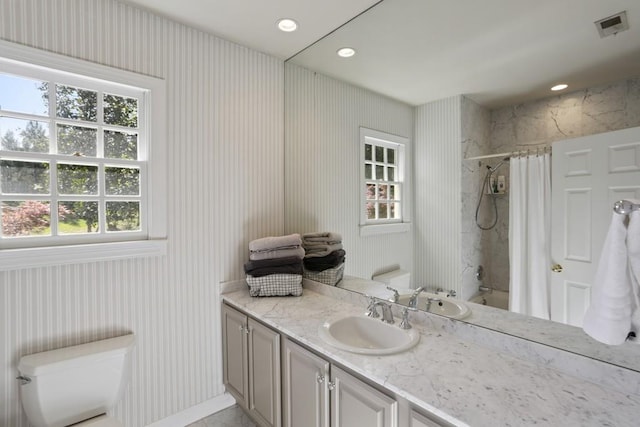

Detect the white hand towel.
[
  {"left": 627, "top": 208, "right": 640, "bottom": 338},
  {"left": 583, "top": 212, "right": 632, "bottom": 345}
]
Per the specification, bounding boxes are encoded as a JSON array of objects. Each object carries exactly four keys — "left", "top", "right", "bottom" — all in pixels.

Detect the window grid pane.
[
  {"left": 56, "top": 84, "right": 97, "bottom": 122},
  {"left": 57, "top": 163, "right": 99, "bottom": 195},
  {"left": 2, "top": 200, "right": 51, "bottom": 237},
  {"left": 0, "top": 118, "right": 50, "bottom": 153},
  {"left": 1, "top": 160, "right": 50, "bottom": 194},
  {"left": 58, "top": 201, "right": 99, "bottom": 234}
]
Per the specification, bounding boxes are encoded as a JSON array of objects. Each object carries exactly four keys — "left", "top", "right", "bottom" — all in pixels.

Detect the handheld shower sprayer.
[{"left": 475, "top": 157, "right": 510, "bottom": 230}]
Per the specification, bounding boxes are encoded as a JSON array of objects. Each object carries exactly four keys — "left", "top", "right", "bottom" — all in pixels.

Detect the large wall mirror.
[{"left": 284, "top": 0, "right": 640, "bottom": 372}]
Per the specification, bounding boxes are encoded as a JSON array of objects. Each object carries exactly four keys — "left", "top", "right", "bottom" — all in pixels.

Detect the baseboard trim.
[{"left": 146, "top": 393, "right": 236, "bottom": 427}]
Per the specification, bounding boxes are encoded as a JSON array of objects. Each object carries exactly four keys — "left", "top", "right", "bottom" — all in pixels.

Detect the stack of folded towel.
[
  {"left": 244, "top": 234, "right": 304, "bottom": 297},
  {"left": 302, "top": 232, "right": 346, "bottom": 285}
]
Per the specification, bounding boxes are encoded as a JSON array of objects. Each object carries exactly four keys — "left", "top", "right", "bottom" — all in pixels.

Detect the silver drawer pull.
[
  {"left": 327, "top": 381, "right": 335, "bottom": 391},
  {"left": 316, "top": 374, "right": 325, "bottom": 384}
]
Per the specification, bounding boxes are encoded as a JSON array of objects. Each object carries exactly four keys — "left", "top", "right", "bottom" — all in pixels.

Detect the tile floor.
[{"left": 187, "top": 405, "right": 257, "bottom": 427}]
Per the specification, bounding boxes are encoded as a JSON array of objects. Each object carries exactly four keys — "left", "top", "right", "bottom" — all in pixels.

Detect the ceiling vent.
[{"left": 595, "top": 11, "right": 629, "bottom": 38}]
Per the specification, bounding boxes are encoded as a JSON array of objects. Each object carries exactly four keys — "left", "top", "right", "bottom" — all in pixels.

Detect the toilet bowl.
[{"left": 17, "top": 334, "right": 135, "bottom": 427}]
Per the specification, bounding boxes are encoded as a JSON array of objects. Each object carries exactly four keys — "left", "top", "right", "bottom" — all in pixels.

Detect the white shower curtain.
[{"left": 509, "top": 153, "right": 551, "bottom": 320}]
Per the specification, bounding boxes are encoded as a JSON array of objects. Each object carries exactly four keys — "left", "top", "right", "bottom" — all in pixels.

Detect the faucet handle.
[
  {"left": 399, "top": 307, "right": 416, "bottom": 330},
  {"left": 365, "top": 296, "right": 380, "bottom": 318},
  {"left": 386, "top": 286, "right": 400, "bottom": 302}
]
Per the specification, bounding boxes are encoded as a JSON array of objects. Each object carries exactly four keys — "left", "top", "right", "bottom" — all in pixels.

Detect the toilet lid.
[{"left": 75, "top": 415, "right": 123, "bottom": 427}]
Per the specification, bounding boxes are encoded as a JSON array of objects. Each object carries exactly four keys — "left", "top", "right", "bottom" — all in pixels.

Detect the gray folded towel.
[
  {"left": 249, "top": 246, "right": 306, "bottom": 261},
  {"left": 303, "top": 243, "right": 343, "bottom": 258},
  {"left": 302, "top": 231, "right": 342, "bottom": 245},
  {"left": 250, "top": 233, "right": 302, "bottom": 253}
]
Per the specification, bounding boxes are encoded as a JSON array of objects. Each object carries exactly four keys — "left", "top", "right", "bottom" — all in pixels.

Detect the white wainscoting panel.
[
  {"left": 0, "top": 1, "right": 283, "bottom": 426},
  {"left": 414, "top": 96, "right": 462, "bottom": 294}
]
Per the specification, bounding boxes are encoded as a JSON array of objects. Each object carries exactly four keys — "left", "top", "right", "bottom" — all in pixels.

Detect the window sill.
[
  {"left": 360, "top": 222, "right": 411, "bottom": 237},
  {"left": 0, "top": 239, "right": 167, "bottom": 271}
]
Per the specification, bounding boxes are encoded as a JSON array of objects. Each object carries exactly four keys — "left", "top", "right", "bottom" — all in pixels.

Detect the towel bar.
[{"left": 613, "top": 200, "right": 640, "bottom": 215}]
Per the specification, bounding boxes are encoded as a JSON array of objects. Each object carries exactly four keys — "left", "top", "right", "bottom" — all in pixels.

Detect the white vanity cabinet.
[
  {"left": 282, "top": 337, "right": 398, "bottom": 427},
  {"left": 223, "top": 302, "right": 451, "bottom": 427},
  {"left": 222, "top": 304, "right": 281, "bottom": 427}
]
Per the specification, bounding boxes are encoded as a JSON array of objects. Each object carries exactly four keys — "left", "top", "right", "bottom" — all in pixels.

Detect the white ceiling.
[
  {"left": 121, "top": 0, "right": 640, "bottom": 108},
  {"left": 119, "top": 0, "right": 382, "bottom": 59}
]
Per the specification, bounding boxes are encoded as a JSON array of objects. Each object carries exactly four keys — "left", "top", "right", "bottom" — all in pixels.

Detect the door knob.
[{"left": 551, "top": 264, "right": 563, "bottom": 273}]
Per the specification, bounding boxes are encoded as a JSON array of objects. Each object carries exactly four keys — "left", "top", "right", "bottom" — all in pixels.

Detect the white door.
[{"left": 551, "top": 126, "right": 640, "bottom": 326}]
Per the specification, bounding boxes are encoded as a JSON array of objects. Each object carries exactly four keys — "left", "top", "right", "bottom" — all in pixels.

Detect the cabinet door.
[
  {"left": 410, "top": 408, "right": 449, "bottom": 427},
  {"left": 282, "top": 338, "right": 330, "bottom": 427},
  {"left": 331, "top": 366, "right": 398, "bottom": 427},
  {"left": 221, "top": 304, "right": 248, "bottom": 405},
  {"left": 248, "top": 318, "right": 282, "bottom": 427}
]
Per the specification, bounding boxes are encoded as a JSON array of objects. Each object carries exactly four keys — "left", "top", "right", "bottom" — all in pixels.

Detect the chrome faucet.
[
  {"left": 407, "top": 287, "right": 425, "bottom": 308},
  {"left": 373, "top": 301, "right": 395, "bottom": 324},
  {"left": 386, "top": 286, "right": 400, "bottom": 303},
  {"left": 366, "top": 297, "right": 395, "bottom": 324},
  {"left": 365, "top": 296, "right": 380, "bottom": 318}
]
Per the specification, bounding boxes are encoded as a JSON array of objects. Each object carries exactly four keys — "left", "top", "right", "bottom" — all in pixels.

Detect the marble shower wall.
[
  {"left": 460, "top": 97, "right": 492, "bottom": 301},
  {"left": 462, "top": 77, "right": 640, "bottom": 295}
]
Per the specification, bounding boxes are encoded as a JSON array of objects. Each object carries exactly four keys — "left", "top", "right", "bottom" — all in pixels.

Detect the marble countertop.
[
  {"left": 222, "top": 285, "right": 640, "bottom": 427},
  {"left": 336, "top": 275, "right": 640, "bottom": 373}
]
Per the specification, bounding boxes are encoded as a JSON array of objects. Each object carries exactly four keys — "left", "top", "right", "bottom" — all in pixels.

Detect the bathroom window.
[
  {"left": 360, "top": 127, "right": 410, "bottom": 236},
  {"left": 0, "top": 40, "right": 166, "bottom": 268}
]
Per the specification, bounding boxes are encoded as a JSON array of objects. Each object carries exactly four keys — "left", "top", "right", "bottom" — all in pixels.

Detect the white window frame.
[
  {"left": 0, "top": 40, "right": 167, "bottom": 270},
  {"left": 359, "top": 127, "right": 411, "bottom": 237}
]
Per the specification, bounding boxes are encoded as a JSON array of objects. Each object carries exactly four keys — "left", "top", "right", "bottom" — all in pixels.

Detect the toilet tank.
[
  {"left": 372, "top": 269, "right": 411, "bottom": 289},
  {"left": 18, "top": 334, "right": 136, "bottom": 427}
]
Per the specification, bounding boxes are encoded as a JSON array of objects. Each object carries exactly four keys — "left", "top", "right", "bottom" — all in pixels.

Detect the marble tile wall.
[
  {"left": 460, "top": 97, "right": 492, "bottom": 301},
  {"left": 461, "top": 77, "right": 640, "bottom": 296}
]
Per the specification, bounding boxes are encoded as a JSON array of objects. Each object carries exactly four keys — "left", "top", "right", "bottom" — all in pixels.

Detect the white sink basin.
[
  {"left": 318, "top": 315, "right": 420, "bottom": 355},
  {"left": 396, "top": 293, "right": 471, "bottom": 320}
]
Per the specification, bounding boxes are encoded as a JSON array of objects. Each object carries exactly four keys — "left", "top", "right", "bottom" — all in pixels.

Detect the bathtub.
[{"left": 470, "top": 289, "right": 509, "bottom": 310}]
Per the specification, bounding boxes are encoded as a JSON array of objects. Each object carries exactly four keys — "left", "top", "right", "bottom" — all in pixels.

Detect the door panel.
[
  {"left": 282, "top": 338, "right": 330, "bottom": 427},
  {"left": 331, "top": 366, "right": 397, "bottom": 427},
  {"left": 221, "top": 304, "right": 248, "bottom": 405},
  {"left": 248, "top": 318, "right": 281, "bottom": 427}
]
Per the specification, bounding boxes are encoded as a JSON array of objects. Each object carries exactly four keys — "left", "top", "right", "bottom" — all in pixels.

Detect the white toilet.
[{"left": 17, "top": 334, "right": 136, "bottom": 427}]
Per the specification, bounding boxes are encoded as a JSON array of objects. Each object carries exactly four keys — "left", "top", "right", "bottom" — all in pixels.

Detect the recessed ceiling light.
[
  {"left": 277, "top": 18, "right": 298, "bottom": 32},
  {"left": 337, "top": 47, "right": 356, "bottom": 58},
  {"left": 551, "top": 84, "right": 568, "bottom": 91}
]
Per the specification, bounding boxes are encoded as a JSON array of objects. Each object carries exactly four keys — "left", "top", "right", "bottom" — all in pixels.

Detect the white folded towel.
[{"left": 583, "top": 210, "right": 634, "bottom": 345}]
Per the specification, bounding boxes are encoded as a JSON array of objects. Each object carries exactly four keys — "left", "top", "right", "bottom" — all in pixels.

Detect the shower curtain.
[{"left": 509, "top": 153, "right": 551, "bottom": 320}]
